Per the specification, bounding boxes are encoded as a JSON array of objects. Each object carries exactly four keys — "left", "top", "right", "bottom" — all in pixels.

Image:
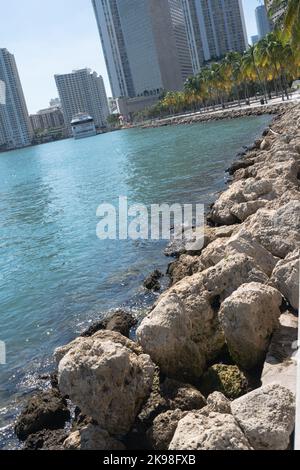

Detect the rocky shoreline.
[
  {"left": 14, "top": 103, "right": 299, "bottom": 450},
  {"left": 138, "top": 101, "right": 295, "bottom": 129}
]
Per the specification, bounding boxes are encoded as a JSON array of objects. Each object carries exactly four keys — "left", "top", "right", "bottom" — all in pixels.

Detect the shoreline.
[{"left": 12, "top": 104, "right": 299, "bottom": 450}]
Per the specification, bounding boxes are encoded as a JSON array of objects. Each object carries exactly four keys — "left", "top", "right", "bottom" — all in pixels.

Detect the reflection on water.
[{"left": 0, "top": 115, "right": 272, "bottom": 448}]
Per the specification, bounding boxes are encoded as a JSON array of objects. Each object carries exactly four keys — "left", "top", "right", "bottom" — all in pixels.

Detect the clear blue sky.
[{"left": 0, "top": 0, "right": 260, "bottom": 113}]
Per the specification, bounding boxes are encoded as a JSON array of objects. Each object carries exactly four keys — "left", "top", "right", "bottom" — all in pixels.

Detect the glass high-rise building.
[
  {"left": 182, "top": 0, "right": 248, "bottom": 74},
  {"left": 55, "top": 68, "right": 109, "bottom": 135},
  {"left": 255, "top": 4, "right": 272, "bottom": 39},
  {"left": 0, "top": 49, "right": 33, "bottom": 150},
  {"left": 92, "top": 0, "right": 193, "bottom": 98}
]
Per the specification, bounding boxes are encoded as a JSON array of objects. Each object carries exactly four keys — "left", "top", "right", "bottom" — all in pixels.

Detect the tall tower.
[
  {"left": 255, "top": 4, "right": 272, "bottom": 39},
  {"left": 0, "top": 49, "right": 32, "bottom": 150},
  {"left": 182, "top": 0, "right": 248, "bottom": 74},
  {"left": 55, "top": 68, "right": 109, "bottom": 135},
  {"left": 92, "top": 0, "right": 193, "bottom": 98}
]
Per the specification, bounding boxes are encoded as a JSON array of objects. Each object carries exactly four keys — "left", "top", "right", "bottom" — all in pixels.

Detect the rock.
[
  {"left": 219, "top": 282, "right": 282, "bottom": 370},
  {"left": 57, "top": 330, "right": 155, "bottom": 436},
  {"left": 23, "top": 429, "right": 68, "bottom": 450},
  {"left": 260, "top": 138, "right": 271, "bottom": 150},
  {"left": 238, "top": 201, "right": 300, "bottom": 258},
  {"left": 227, "top": 159, "right": 255, "bottom": 176},
  {"left": 230, "top": 200, "right": 268, "bottom": 222},
  {"left": 206, "top": 392, "right": 231, "bottom": 414},
  {"left": 147, "top": 409, "right": 187, "bottom": 450},
  {"left": 271, "top": 250, "right": 299, "bottom": 310},
  {"left": 200, "top": 364, "right": 248, "bottom": 400},
  {"left": 144, "top": 270, "right": 163, "bottom": 291},
  {"left": 161, "top": 378, "right": 206, "bottom": 411},
  {"left": 81, "top": 310, "right": 137, "bottom": 338},
  {"left": 15, "top": 389, "right": 70, "bottom": 441},
  {"left": 167, "top": 255, "right": 203, "bottom": 285},
  {"left": 231, "top": 384, "right": 295, "bottom": 450},
  {"left": 261, "top": 313, "right": 298, "bottom": 394},
  {"left": 169, "top": 411, "right": 252, "bottom": 450},
  {"left": 63, "top": 424, "right": 125, "bottom": 450},
  {"left": 137, "top": 254, "right": 268, "bottom": 380}
]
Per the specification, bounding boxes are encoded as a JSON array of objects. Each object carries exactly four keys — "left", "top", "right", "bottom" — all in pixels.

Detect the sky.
[{"left": 0, "top": 0, "right": 260, "bottom": 114}]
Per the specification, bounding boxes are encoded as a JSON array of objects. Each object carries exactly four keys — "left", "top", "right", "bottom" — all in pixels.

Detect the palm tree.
[{"left": 284, "top": 0, "right": 300, "bottom": 50}]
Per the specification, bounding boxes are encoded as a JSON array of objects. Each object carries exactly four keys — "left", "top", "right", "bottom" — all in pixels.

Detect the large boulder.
[
  {"left": 219, "top": 282, "right": 282, "bottom": 370},
  {"left": 169, "top": 411, "right": 252, "bottom": 450},
  {"left": 63, "top": 424, "right": 125, "bottom": 450},
  {"left": 238, "top": 201, "right": 300, "bottom": 258},
  {"left": 137, "top": 255, "right": 268, "bottom": 380},
  {"left": 231, "top": 384, "right": 295, "bottom": 450},
  {"left": 57, "top": 331, "right": 155, "bottom": 436},
  {"left": 15, "top": 390, "right": 70, "bottom": 441},
  {"left": 271, "top": 250, "right": 299, "bottom": 310}
]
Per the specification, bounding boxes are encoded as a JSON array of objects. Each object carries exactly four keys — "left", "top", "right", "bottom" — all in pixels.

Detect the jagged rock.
[
  {"left": 231, "top": 384, "right": 295, "bottom": 450},
  {"left": 57, "top": 330, "right": 155, "bottom": 436},
  {"left": 167, "top": 255, "right": 203, "bottom": 285},
  {"left": 238, "top": 201, "right": 300, "bottom": 258},
  {"left": 23, "top": 429, "right": 68, "bottom": 450},
  {"left": 63, "top": 424, "right": 125, "bottom": 450},
  {"left": 144, "top": 270, "right": 163, "bottom": 291},
  {"left": 137, "top": 254, "right": 268, "bottom": 380},
  {"left": 219, "top": 282, "right": 282, "bottom": 370},
  {"left": 271, "top": 250, "right": 299, "bottom": 310},
  {"left": 227, "top": 159, "right": 255, "bottom": 176},
  {"left": 147, "top": 409, "right": 187, "bottom": 450},
  {"left": 206, "top": 392, "right": 231, "bottom": 414},
  {"left": 200, "top": 364, "right": 248, "bottom": 400},
  {"left": 169, "top": 411, "right": 252, "bottom": 450},
  {"left": 81, "top": 310, "right": 137, "bottom": 338},
  {"left": 230, "top": 199, "right": 268, "bottom": 222},
  {"left": 261, "top": 313, "right": 298, "bottom": 394},
  {"left": 15, "top": 389, "right": 70, "bottom": 441}
]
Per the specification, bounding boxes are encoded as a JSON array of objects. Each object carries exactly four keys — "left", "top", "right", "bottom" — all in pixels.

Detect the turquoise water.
[{"left": 0, "top": 116, "right": 271, "bottom": 448}]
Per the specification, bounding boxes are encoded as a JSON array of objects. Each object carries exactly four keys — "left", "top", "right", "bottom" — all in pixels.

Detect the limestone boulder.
[
  {"left": 231, "top": 384, "right": 295, "bottom": 450},
  {"left": 206, "top": 392, "right": 231, "bottom": 414},
  {"left": 63, "top": 424, "right": 125, "bottom": 450},
  {"left": 57, "top": 330, "right": 155, "bottom": 436},
  {"left": 147, "top": 409, "right": 187, "bottom": 450},
  {"left": 137, "top": 255, "right": 268, "bottom": 380},
  {"left": 271, "top": 250, "right": 299, "bottom": 310},
  {"left": 219, "top": 282, "right": 282, "bottom": 370},
  {"left": 169, "top": 411, "right": 252, "bottom": 450}
]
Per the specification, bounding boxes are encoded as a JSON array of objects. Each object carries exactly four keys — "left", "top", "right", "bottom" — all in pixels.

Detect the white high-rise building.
[
  {"left": 0, "top": 49, "right": 33, "bottom": 150},
  {"left": 92, "top": 0, "right": 193, "bottom": 98},
  {"left": 255, "top": 4, "right": 272, "bottom": 39},
  {"left": 182, "top": 0, "right": 248, "bottom": 74},
  {"left": 54, "top": 68, "right": 109, "bottom": 135}
]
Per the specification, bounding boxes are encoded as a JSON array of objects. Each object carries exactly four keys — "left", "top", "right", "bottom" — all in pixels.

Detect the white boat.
[{"left": 71, "top": 113, "right": 97, "bottom": 139}]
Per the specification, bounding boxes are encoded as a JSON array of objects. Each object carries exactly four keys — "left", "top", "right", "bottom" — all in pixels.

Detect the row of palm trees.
[{"left": 133, "top": 1, "right": 299, "bottom": 122}]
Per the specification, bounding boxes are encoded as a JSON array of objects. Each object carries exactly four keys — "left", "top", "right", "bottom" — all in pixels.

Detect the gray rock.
[{"left": 63, "top": 424, "right": 125, "bottom": 450}]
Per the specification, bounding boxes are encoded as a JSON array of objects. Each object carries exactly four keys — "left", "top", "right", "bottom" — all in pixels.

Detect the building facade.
[
  {"left": 0, "top": 48, "right": 32, "bottom": 150},
  {"left": 255, "top": 4, "right": 272, "bottom": 39},
  {"left": 30, "top": 107, "right": 65, "bottom": 132},
  {"left": 182, "top": 0, "right": 248, "bottom": 73},
  {"left": 54, "top": 68, "right": 109, "bottom": 135},
  {"left": 92, "top": 0, "right": 193, "bottom": 98}
]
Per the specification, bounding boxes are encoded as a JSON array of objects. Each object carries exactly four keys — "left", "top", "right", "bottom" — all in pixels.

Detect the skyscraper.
[
  {"left": 0, "top": 49, "right": 33, "bottom": 150},
  {"left": 92, "top": 0, "right": 193, "bottom": 98},
  {"left": 255, "top": 4, "right": 272, "bottom": 39},
  {"left": 182, "top": 0, "right": 248, "bottom": 74},
  {"left": 55, "top": 68, "right": 109, "bottom": 135}
]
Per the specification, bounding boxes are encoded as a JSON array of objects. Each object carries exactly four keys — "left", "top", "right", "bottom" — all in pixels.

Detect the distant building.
[
  {"left": 54, "top": 68, "right": 109, "bottom": 135},
  {"left": 92, "top": 0, "right": 193, "bottom": 98},
  {"left": 71, "top": 113, "right": 97, "bottom": 139},
  {"left": 49, "top": 97, "right": 61, "bottom": 108},
  {"left": 0, "top": 48, "right": 33, "bottom": 150},
  {"left": 251, "top": 35, "right": 260, "bottom": 45},
  {"left": 30, "top": 107, "right": 65, "bottom": 132},
  {"left": 182, "top": 0, "right": 248, "bottom": 74},
  {"left": 255, "top": 4, "right": 272, "bottom": 39}
]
